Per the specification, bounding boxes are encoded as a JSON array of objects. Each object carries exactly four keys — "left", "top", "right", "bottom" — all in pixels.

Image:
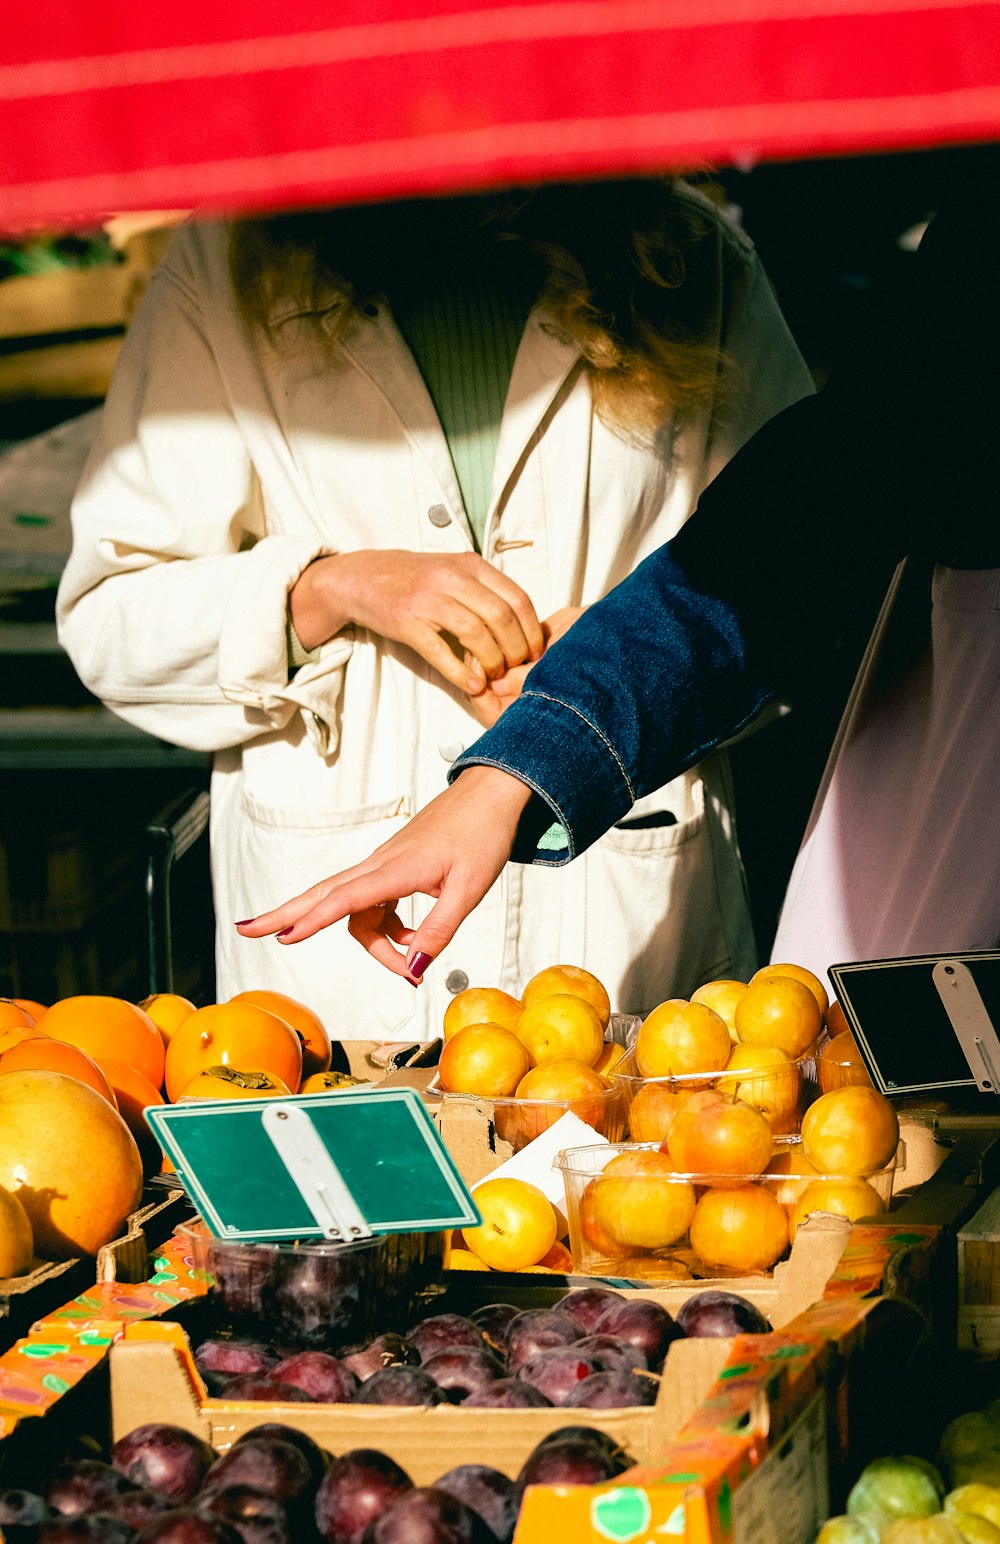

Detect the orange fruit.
[
  {"left": 95, "top": 1057, "right": 166, "bottom": 1175},
  {"left": 0, "top": 1070, "right": 142, "bottom": 1258},
  {"left": 765, "top": 1148, "right": 821, "bottom": 1208},
  {"left": 690, "top": 979, "right": 747, "bottom": 1040},
  {"left": 594, "top": 1041, "right": 627, "bottom": 1080},
  {"left": 800, "top": 1085, "right": 899, "bottom": 1175},
  {"left": 511, "top": 1058, "right": 607, "bottom": 1143},
  {"left": 588, "top": 1149, "right": 696, "bottom": 1250},
  {"left": 438, "top": 1023, "right": 529, "bottom": 1098},
  {"left": 164, "top": 1001, "right": 303, "bottom": 1101},
  {"left": 520, "top": 965, "right": 611, "bottom": 1031},
  {"left": 43, "top": 996, "right": 165, "bottom": 1092},
  {"left": 537, "top": 1240, "right": 574, "bottom": 1272},
  {"left": 0, "top": 1001, "right": 34, "bottom": 1033},
  {"left": 734, "top": 976, "right": 822, "bottom": 1058},
  {"left": 579, "top": 1179, "right": 633, "bottom": 1260},
  {"left": 818, "top": 1029, "right": 874, "bottom": 1093},
  {"left": 625, "top": 1080, "right": 693, "bottom": 1144},
  {"left": 0, "top": 1021, "right": 50, "bottom": 1056},
  {"left": 299, "top": 1072, "right": 364, "bottom": 1093},
  {"left": 177, "top": 1066, "right": 292, "bottom": 1099},
  {"left": 666, "top": 1089, "right": 774, "bottom": 1177},
  {"left": 689, "top": 1183, "right": 789, "bottom": 1272},
  {"left": 751, "top": 962, "right": 829, "bottom": 1021},
  {"left": 515, "top": 995, "right": 604, "bottom": 1068},
  {"left": 137, "top": 993, "right": 196, "bottom": 1048},
  {"left": 462, "top": 1178, "right": 557, "bottom": 1270},
  {"left": 635, "top": 999, "right": 731, "bottom": 1078},
  {"left": 11, "top": 999, "right": 47, "bottom": 1027},
  {"left": 228, "top": 989, "right": 332, "bottom": 1078},
  {"left": 718, "top": 1042, "right": 802, "bottom": 1129},
  {"left": 447, "top": 1247, "right": 491, "bottom": 1271},
  {"left": 0, "top": 1185, "right": 33, "bottom": 1276},
  {"left": 789, "top": 1176, "right": 886, "bottom": 1239},
  {"left": 442, "top": 987, "right": 523, "bottom": 1042},
  {"left": 0, "top": 1037, "right": 118, "bottom": 1108}
]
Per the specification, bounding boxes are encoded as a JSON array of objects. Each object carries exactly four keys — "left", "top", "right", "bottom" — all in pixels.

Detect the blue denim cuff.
[{"left": 450, "top": 689, "right": 635, "bottom": 864}]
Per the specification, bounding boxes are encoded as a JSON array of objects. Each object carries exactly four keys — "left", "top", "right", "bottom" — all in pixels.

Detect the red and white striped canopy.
[{"left": 3, "top": 0, "right": 1000, "bottom": 229}]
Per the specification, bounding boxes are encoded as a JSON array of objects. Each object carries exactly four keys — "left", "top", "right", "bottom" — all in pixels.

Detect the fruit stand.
[{"left": 5, "top": 6, "right": 1000, "bottom": 1542}]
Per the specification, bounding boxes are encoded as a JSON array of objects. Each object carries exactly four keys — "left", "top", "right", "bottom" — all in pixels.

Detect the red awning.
[{"left": 3, "top": 1, "right": 1000, "bottom": 229}]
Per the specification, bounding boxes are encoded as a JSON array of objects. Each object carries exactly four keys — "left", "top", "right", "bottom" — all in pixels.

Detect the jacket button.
[
  {"left": 438, "top": 739, "right": 464, "bottom": 763},
  {"left": 445, "top": 970, "right": 470, "bottom": 995},
  {"left": 427, "top": 504, "right": 451, "bottom": 528}
]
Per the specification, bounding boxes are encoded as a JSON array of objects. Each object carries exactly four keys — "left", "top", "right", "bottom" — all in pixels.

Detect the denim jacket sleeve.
[{"left": 450, "top": 195, "right": 1000, "bottom": 864}]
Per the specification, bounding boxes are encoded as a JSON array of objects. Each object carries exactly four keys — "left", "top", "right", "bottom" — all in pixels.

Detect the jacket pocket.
[
  {"left": 220, "top": 791, "right": 417, "bottom": 1039},
  {"left": 576, "top": 772, "right": 745, "bottom": 1015}
]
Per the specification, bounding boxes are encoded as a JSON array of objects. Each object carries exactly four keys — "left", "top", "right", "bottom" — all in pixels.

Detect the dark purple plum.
[
  {"left": 234, "top": 1426, "right": 328, "bottom": 1485},
  {"left": 111, "top": 1425, "right": 217, "bottom": 1505},
  {"left": 314, "top": 1450, "right": 413, "bottom": 1544},
  {"left": 352, "top": 1367, "right": 447, "bottom": 1407},
  {"left": 405, "top": 1315, "right": 484, "bottom": 1362},
  {"left": 434, "top": 1466, "right": 519, "bottom": 1544},
  {"left": 217, "top": 1377, "right": 314, "bottom": 1403},
  {"left": 562, "top": 1370, "right": 658, "bottom": 1408},
  {"left": 37, "top": 1515, "right": 137, "bottom": 1543},
  {"left": 504, "top": 1311, "right": 579, "bottom": 1372},
  {"left": 270, "top": 1352, "right": 359, "bottom": 1404},
  {"left": 517, "top": 1435, "right": 631, "bottom": 1490},
  {"left": 574, "top": 1335, "right": 648, "bottom": 1374},
  {"left": 533, "top": 1426, "right": 631, "bottom": 1457},
  {"left": 196, "top": 1486, "right": 291, "bottom": 1544},
  {"left": 462, "top": 1380, "right": 552, "bottom": 1410},
  {"left": 421, "top": 1347, "right": 505, "bottom": 1402},
  {"left": 558, "top": 1289, "right": 622, "bottom": 1335},
  {"left": 515, "top": 1348, "right": 605, "bottom": 1406},
  {"left": 261, "top": 1249, "right": 365, "bottom": 1350},
  {"left": 339, "top": 1335, "right": 418, "bottom": 1383},
  {"left": 466, "top": 1305, "right": 520, "bottom": 1357},
  {"left": 47, "top": 1463, "right": 137, "bottom": 1518},
  {"left": 591, "top": 1299, "right": 679, "bottom": 1371},
  {"left": 133, "top": 1510, "right": 244, "bottom": 1544},
  {"left": 0, "top": 1488, "right": 51, "bottom": 1532},
  {"left": 362, "top": 1486, "right": 493, "bottom": 1544},
  {"left": 207, "top": 1246, "right": 271, "bottom": 1326},
  {"left": 105, "top": 1491, "right": 176, "bottom": 1532},
  {"left": 194, "top": 1342, "right": 278, "bottom": 1393},
  {"left": 675, "top": 1290, "right": 771, "bottom": 1338},
  {"left": 201, "top": 1439, "right": 314, "bottom": 1510}
]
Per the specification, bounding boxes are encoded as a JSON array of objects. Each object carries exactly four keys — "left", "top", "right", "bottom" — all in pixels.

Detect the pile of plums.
[
  {"left": 192, "top": 1285, "right": 770, "bottom": 1410},
  {"left": 0, "top": 1419, "right": 636, "bottom": 1544}
]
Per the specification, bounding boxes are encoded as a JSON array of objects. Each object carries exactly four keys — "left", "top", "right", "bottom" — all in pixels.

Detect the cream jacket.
[{"left": 57, "top": 198, "right": 813, "bottom": 1038}]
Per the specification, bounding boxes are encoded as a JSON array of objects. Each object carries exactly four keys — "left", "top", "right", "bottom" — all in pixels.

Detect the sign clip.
[{"left": 261, "top": 1103, "right": 373, "bottom": 1241}]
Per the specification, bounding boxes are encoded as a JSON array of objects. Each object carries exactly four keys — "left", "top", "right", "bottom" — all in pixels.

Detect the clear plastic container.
[
  {"left": 612, "top": 1042, "right": 821, "bottom": 1140},
  {"left": 180, "top": 1221, "right": 444, "bottom": 1349},
  {"left": 553, "top": 1141, "right": 896, "bottom": 1280},
  {"left": 425, "top": 1065, "right": 627, "bottom": 1152}
]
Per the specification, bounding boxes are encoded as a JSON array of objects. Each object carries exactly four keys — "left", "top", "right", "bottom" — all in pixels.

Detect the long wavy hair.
[{"left": 229, "top": 178, "right": 730, "bottom": 438}]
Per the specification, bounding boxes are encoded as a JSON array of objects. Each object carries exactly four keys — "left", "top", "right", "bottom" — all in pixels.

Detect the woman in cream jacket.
[{"left": 57, "top": 182, "right": 813, "bottom": 1039}]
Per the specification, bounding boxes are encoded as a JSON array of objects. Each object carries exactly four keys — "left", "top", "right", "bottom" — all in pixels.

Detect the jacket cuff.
[{"left": 450, "top": 690, "right": 636, "bottom": 864}]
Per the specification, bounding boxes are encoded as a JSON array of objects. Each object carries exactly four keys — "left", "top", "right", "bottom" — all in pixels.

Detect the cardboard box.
[{"left": 109, "top": 1315, "right": 741, "bottom": 1483}]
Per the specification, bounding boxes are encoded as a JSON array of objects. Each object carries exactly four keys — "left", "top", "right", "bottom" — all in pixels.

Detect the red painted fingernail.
[
  {"left": 408, "top": 951, "right": 433, "bottom": 980},
  {"left": 235, "top": 919, "right": 255, "bottom": 927},
  {"left": 277, "top": 927, "right": 294, "bottom": 939}
]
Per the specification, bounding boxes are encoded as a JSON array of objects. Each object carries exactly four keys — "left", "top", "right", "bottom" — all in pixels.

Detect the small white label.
[{"left": 731, "top": 1394, "right": 829, "bottom": 1544}]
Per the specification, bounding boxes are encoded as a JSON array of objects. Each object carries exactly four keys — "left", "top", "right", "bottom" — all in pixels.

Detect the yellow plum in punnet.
[
  {"left": 789, "top": 1177, "right": 886, "bottom": 1238},
  {"left": 515, "top": 994, "right": 604, "bottom": 1068},
  {"left": 751, "top": 961, "right": 830, "bottom": 1019},
  {"left": 438, "top": 1023, "right": 529, "bottom": 1097},
  {"left": 735, "top": 974, "right": 823, "bottom": 1058},
  {"left": 636, "top": 999, "right": 731, "bottom": 1078},
  {"left": 691, "top": 979, "right": 747, "bottom": 1041},
  {"left": 666, "top": 1089, "right": 774, "bottom": 1177},
  {"left": 521, "top": 964, "right": 611, "bottom": 1030},
  {"left": 442, "top": 986, "right": 523, "bottom": 1042},
  {"left": 718, "top": 1042, "right": 801, "bottom": 1128},
  {"left": 801, "top": 1085, "right": 899, "bottom": 1175},
  {"left": 589, "top": 1149, "right": 695, "bottom": 1251},
  {"left": 689, "top": 1184, "right": 789, "bottom": 1273}
]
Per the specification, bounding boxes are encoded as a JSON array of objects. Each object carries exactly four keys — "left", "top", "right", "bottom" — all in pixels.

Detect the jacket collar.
[{"left": 310, "top": 297, "right": 582, "bottom": 537}]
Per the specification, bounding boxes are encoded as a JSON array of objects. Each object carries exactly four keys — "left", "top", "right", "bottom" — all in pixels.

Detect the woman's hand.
[
  {"left": 290, "top": 550, "right": 544, "bottom": 697},
  {"left": 466, "top": 605, "right": 586, "bottom": 726},
  {"left": 235, "top": 766, "right": 534, "bottom": 982}
]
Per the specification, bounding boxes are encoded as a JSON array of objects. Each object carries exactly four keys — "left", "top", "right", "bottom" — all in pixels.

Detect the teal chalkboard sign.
[{"left": 146, "top": 1088, "right": 479, "bottom": 1243}]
